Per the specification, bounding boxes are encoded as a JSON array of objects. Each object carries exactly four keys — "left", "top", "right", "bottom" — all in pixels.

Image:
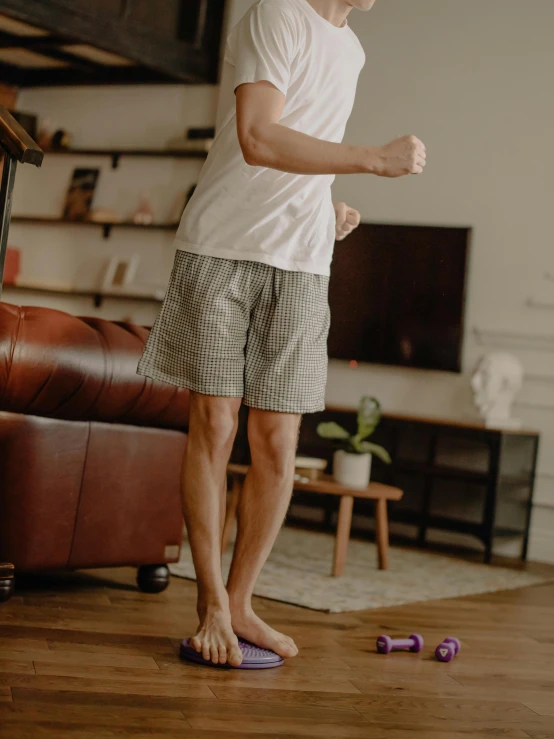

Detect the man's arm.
[{"left": 236, "top": 82, "right": 426, "bottom": 178}]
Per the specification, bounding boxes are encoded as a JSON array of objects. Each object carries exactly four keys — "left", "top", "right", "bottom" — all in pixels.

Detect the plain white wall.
[{"left": 7, "top": 0, "right": 554, "bottom": 559}]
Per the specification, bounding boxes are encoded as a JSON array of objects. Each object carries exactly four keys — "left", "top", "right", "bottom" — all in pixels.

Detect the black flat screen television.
[{"left": 327, "top": 223, "right": 471, "bottom": 373}]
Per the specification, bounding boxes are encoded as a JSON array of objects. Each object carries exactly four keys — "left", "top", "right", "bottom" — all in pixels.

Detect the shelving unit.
[
  {"left": 4, "top": 282, "right": 163, "bottom": 308},
  {"left": 45, "top": 148, "right": 209, "bottom": 169},
  {"left": 12, "top": 215, "right": 180, "bottom": 240},
  {"left": 11, "top": 145, "right": 207, "bottom": 303}
]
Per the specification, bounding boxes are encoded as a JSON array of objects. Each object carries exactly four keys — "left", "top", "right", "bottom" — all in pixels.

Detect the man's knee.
[
  {"left": 248, "top": 411, "right": 301, "bottom": 478},
  {"left": 190, "top": 393, "right": 240, "bottom": 450}
]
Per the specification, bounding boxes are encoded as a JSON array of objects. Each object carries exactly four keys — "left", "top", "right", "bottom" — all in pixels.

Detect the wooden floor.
[{"left": 1, "top": 563, "right": 554, "bottom": 738}]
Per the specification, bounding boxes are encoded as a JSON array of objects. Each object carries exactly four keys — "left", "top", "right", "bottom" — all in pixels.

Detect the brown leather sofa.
[{"left": 0, "top": 303, "right": 190, "bottom": 602}]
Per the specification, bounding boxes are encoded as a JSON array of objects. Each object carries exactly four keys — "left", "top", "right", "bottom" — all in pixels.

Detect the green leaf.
[
  {"left": 356, "top": 440, "right": 392, "bottom": 464},
  {"left": 357, "top": 396, "right": 381, "bottom": 440},
  {"left": 316, "top": 422, "right": 350, "bottom": 440}
]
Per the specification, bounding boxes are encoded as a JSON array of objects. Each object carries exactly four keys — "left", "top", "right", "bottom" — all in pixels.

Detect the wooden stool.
[{"left": 224, "top": 464, "right": 403, "bottom": 575}]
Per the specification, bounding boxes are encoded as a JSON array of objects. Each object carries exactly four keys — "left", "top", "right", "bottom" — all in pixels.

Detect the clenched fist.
[
  {"left": 377, "top": 135, "right": 427, "bottom": 178},
  {"left": 334, "top": 201, "right": 361, "bottom": 241}
]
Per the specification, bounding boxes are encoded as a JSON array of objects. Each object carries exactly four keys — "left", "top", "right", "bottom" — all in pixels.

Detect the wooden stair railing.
[
  {"left": 0, "top": 104, "right": 44, "bottom": 300},
  {"left": 0, "top": 106, "right": 44, "bottom": 602}
]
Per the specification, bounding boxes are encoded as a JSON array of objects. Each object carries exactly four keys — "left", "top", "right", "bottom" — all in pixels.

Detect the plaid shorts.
[{"left": 136, "top": 250, "right": 331, "bottom": 414}]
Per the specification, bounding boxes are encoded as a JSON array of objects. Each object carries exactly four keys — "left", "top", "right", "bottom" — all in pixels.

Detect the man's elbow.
[{"left": 238, "top": 128, "right": 269, "bottom": 168}]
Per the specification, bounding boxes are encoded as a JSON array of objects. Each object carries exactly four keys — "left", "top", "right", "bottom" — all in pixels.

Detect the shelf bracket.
[
  {"left": 93, "top": 293, "right": 103, "bottom": 308},
  {"left": 111, "top": 153, "right": 121, "bottom": 170},
  {"left": 102, "top": 224, "right": 112, "bottom": 240}
]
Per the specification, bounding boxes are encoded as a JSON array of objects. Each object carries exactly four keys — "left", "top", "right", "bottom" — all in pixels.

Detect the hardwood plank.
[
  {"left": 4, "top": 673, "right": 213, "bottom": 699},
  {"left": 0, "top": 625, "right": 174, "bottom": 649},
  {"left": 0, "top": 661, "right": 35, "bottom": 675},
  {"left": 209, "top": 685, "right": 537, "bottom": 722},
  {"left": 523, "top": 697, "right": 554, "bottom": 717},
  {"left": 452, "top": 674, "right": 554, "bottom": 693},
  {"left": 0, "top": 649, "right": 158, "bottom": 669},
  {"left": 0, "top": 686, "right": 12, "bottom": 702},
  {"left": 11, "top": 688, "right": 365, "bottom": 722},
  {"left": 187, "top": 714, "right": 529, "bottom": 738},
  {"left": 22, "top": 593, "right": 112, "bottom": 607},
  {"left": 0, "top": 700, "right": 187, "bottom": 724},
  {"left": 0, "top": 637, "right": 49, "bottom": 651},
  {"left": 46, "top": 640, "right": 174, "bottom": 657}
]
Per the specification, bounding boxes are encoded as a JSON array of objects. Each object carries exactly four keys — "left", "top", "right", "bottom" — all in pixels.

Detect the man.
[{"left": 137, "top": 0, "right": 426, "bottom": 668}]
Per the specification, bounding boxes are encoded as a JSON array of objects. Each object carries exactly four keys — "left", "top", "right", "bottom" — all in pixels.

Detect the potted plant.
[{"left": 316, "top": 396, "right": 391, "bottom": 488}]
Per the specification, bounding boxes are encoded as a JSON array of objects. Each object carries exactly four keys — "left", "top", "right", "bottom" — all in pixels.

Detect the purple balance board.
[{"left": 180, "top": 638, "right": 284, "bottom": 669}]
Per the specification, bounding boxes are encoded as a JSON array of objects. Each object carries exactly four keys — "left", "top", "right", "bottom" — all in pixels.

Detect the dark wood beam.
[
  {"left": 20, "top": 43, "right": 108, "bottom": 74},
  {"left": 12, "top": 65, "right": 184, "bottom": 87},
  {"left": 0, "top": 60, "right": 23, "bottom": 86},
  {"left": 0, "top": 31, "right": 73, "bottom": 49},
  {"left": 0, "top": 0, "right": 212, "bottom": 82}
]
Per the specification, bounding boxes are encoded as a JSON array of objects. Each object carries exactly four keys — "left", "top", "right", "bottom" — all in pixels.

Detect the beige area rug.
[{"left": 169, "top": 527, "right": 551, "bottom": 613}]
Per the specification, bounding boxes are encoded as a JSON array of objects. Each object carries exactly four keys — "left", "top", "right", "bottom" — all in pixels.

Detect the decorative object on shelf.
[
  {"left": 133, "top": 193, "right": 154, "bottom": 226},
  {"left": 50, "top": 128, "right": 73, "bottom": 151},
  {"left": 3, "top": 247, "right": 20, "bottom": 285},
  {"left": 7, "top": 110, "right": 37, "bottom": 139},
  {"left": 101, "top": 254, "right": 140, "bottom": 294},
  {"left": 89, "top": 208, "right": 121, "bottom": 223},
  {"left": 471, "top": 352, "right": 524, "bottom": 430},
  {"left": 167, "top": 126, "right": 215, "bottom": 153},
  {"left": 317, "top": 396, "right": 391, "bottom": 488},
  {"left": 63, "top": 168, "right": 100, "bottom": 221},
  {"left": 186, "top": 126, "right": 215, "bottom": 152},
  {"left": 294, "top": 456, "right": 327, "bottom": 482},
  {"left": 36, "top": 118, "right": 53, "bottom": 150},
  {"left": 188, "top": 127, "right": 216, "bottom": 140}
]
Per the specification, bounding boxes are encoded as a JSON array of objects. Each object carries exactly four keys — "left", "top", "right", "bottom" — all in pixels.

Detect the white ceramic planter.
[{"left": 333, "top": 450, "right": 372, "bottom": 488}]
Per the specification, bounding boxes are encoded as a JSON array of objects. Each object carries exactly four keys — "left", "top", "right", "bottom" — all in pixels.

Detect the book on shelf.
[{"left": 62, "top": 168, "right": 100, "bottom": 221}]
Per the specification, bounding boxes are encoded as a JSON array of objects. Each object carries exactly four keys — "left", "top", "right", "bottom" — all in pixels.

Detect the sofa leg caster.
[
  {"left": 0, "top": 563, "right": 15, "bottom": 603},
  {"left": 136, "top": 564, "right": 170, "bottom": 594}
]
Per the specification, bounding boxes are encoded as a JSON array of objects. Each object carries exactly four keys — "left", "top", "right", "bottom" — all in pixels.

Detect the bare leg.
[
  {"left": 226, "top": 408, "right": 301, "bottom": 659},
  {"left": 182, "top": 392, "right": 243, "bottom": 666}
]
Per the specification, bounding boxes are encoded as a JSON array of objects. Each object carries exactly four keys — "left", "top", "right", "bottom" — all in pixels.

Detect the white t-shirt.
[{"left": 175, "top": 0, "right": 365, "bottom": 276}]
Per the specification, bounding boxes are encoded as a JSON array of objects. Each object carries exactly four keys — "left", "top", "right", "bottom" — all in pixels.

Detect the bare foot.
[
  {"left": 230, "top": 606, "right": 298, "bottom": 659},
  {"left": 190, "top": 604, "right": 243, "bottom": 667}
]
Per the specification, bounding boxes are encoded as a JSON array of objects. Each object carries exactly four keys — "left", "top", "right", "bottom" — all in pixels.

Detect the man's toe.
[{"left": 229, "top": 645, "right": 243, "bottom": 667}]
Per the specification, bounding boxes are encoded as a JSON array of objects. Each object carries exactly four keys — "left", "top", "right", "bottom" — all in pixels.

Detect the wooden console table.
[
  {"left": 298, "top": 408, "right": 540, "bottom": 563},
  {"left": 224, "top": 463, "right": 403, "bottom": 575}
]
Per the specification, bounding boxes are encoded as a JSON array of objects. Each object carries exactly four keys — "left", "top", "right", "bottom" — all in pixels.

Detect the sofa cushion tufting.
[{"left": 0, "top": 304, "right": 189, "bottom": 430}]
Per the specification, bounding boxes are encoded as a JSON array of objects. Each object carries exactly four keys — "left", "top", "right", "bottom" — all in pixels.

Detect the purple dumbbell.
[
  {"left": 435, "top": 637, "right": 461, "bottom": 662},
  {"left": 376, "top": 634, "right": 424, "bottom": 654}
]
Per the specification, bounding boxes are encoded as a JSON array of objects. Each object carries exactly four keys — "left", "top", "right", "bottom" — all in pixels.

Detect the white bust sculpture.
[{"left": 471, "top": 352, "right": 524, "bottom": 429}]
